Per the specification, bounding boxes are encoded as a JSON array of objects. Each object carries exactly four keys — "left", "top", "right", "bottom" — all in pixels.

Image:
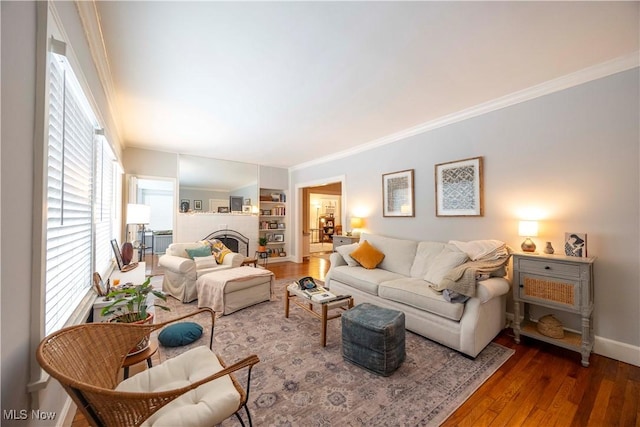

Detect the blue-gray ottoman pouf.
[{"left": 341, "top": 303, "right": 405, "bottom": 376}]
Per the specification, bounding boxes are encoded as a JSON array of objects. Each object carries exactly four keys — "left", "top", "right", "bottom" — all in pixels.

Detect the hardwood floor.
[{"left": 73, "top": 257, "right": 639, "bottom": 426}]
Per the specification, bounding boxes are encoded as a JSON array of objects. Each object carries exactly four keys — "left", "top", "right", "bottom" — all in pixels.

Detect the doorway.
[
  {"left": 127, "top": 175, "right": 177, "bottom": 273},
  {"left": 304, "top": 182, "right": 342, "bottom": 258}
]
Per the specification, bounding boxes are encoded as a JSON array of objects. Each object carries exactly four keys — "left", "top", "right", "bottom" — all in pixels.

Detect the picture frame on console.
[
  {"left": 435, "top": 156, "right": 484, "bottom": 217},
  {"left": 565, "top": 232, "right": 588, "bottom": 257},
  {"left": 382, "top": 169, "right": 414, "bottom": 217},
  {"left": 110, "top": 239, "right": 124, "bottom": 271}
]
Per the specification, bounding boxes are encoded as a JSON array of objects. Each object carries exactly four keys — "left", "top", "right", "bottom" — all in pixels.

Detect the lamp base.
[{"left": 521, "top": 238, "right": 537, "bottom": 253}]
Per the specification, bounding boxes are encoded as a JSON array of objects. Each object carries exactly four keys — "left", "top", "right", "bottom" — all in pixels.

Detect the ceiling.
[{"left": 93, "top": 1, "right": 638, "bottom": 169}]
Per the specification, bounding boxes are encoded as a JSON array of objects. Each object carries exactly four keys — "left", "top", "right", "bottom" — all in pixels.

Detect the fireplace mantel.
[{"left": 176, "top": 213, "right": 259, "bottom": 255}]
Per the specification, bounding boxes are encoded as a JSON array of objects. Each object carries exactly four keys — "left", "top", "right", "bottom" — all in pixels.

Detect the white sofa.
[
  {"left": 159, "top": 242, "right": 244, "bottom": 303},
  {"left": 326, "top": 233, "right": 510, "bottom": 358}
]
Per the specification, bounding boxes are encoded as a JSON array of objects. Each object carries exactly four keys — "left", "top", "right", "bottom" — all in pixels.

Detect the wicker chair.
[{"left": 36, "top": 308, "right": 259, "bottom": 427}]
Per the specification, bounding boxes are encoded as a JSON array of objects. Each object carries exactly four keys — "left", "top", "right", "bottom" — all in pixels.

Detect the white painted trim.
[
  {"left": 74, "top": 0, "right": 123, "bottom": 150},
  {"left": 293, "top": 175, "right": 346, "bottom": 263},
  {"left": 291, "top": 52, "right": 639, "bottom": 171},
  {"left": 58, "top": 397, "right": 76, "bottom": 427},
  {"left": 594, "top": 336, "right": 640, "bottom": 367}
]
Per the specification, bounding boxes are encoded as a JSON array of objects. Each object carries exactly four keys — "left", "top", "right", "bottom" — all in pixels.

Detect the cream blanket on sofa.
[
  {"left": 435, "top": 241, "right": 513, "bottom": 298},
  {"left": 197, "top": 267, "right": 274, "bottom": 315}
]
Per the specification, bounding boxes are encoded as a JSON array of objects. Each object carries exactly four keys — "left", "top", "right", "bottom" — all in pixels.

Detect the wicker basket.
[{"left": 537, "top": 314, "right": 564, "bottom": 339}]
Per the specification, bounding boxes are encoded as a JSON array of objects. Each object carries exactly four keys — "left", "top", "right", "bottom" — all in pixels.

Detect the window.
[{"left": 44, "top": 46, "right": 120, "bottom": 335}]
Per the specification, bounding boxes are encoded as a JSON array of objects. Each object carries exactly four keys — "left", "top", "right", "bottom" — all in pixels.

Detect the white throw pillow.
[
  {"left": 336, "top": 243, "right": 360, "bottom": 267},
  {"left": 424, "top": 249, "right": 469, "bottom": 286},
  {"left": 193, "top": 255, "right": 217, "bottom": 270}
]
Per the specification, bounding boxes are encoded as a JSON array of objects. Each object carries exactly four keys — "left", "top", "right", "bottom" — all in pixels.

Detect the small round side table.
[{"left": 122, "top": 338, "right": 158, "bottom": 379}]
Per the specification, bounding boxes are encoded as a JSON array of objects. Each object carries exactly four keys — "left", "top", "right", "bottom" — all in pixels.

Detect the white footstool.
[{"left": 196, "top": 266, "right": 274, "bottom": 315}]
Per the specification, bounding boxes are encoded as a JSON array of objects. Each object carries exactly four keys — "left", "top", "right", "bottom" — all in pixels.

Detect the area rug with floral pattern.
[{"left": 154, "top": 276, "right": 514, "bottom": 426}]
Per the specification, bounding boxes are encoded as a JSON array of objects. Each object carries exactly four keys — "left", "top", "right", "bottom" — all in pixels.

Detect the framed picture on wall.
[
  {"left": 230, "top": 196, "right": 243, "bottom": 212},
  {"left": 435, "top": 156, "right": 483, "bottom": 217},
  {"left": 194, "top": 200, "right": 202, "bottom": 210},
  {"left": 382, "top": 169, "right": 415, "bottom": 217}
]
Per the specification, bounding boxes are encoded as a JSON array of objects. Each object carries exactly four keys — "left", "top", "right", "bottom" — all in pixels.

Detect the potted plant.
[
  {"left": 101, "top": 277, "right": 170, "bottom": 354},
  {"left": 258, "top": 237, "right": 268, "bottom": 252}
]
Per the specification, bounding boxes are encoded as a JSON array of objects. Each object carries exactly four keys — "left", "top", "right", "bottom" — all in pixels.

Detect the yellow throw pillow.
[
  {"left": 209, "top": 239, "right": 232, "bottom": 263},
  {"left": 350, "top": 240, "right": 385, "bottom": 269}
]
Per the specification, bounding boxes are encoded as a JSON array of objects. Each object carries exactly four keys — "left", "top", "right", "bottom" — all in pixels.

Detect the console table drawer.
[
  {"left": 518, "top": 258, "right": 581, "bottom": 278},
  {"left": 519, "top": 274, "right": 580, "bottom": 310}
]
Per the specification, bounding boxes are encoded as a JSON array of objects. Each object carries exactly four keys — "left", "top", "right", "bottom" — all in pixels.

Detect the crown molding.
[
  {"left": 75, "top": 0, "right": 123, "bottom": 153},
  {"left": 291, "top": 52, "right": 639, "bottom": 171}
]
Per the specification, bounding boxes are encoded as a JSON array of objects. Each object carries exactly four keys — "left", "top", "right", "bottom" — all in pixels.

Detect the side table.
[
  {"left": 122, "top": 339, "right": 158, "bottom": 379},
  {"left": 255, "top": 250, "right": 269, "bottom": 267},
  {"left": 241, "top": 257, "right": 258, "bottom": 267},
  {"left": 512, "top": 252, "right": 595, "bottom": 367},
  {"left": 332, "top": 235, "right": 360, "bottom": 252}
]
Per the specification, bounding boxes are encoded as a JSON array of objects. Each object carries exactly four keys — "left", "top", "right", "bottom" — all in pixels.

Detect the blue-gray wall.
[{"left": 292, "top": 69, "right": 640, "bottom": 354}]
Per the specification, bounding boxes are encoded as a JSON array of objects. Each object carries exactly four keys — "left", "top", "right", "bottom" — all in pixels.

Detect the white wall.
[
  {"left": 1, "top": 2, "right": 38, "bottom": 419},
  {"left": 1, "top": 2, "right": 123, "bottom": 423},
  {"left": 291, "top": 69, "right": 640, "bottom": 360}
]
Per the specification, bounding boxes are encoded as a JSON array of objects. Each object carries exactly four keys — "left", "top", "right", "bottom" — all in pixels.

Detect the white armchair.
[{"left": 159, "top": 242, "right": 244, "bottom": 303}]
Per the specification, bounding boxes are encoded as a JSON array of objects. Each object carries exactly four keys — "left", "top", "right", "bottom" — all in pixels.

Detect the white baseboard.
[
  {"left": 504, "top": 313, "right": 639, "bottom": 367},
  {"left": 59, "top": 397, "right": 76, "bottom": 427},
  {"left": 594, "top": 336, "right": 640, "bottom": 367}
]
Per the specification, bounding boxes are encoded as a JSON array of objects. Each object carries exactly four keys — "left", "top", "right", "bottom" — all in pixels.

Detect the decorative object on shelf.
[
  {"left": 101, "top": 277, "right": 169, "bottom": 354},
  {"left": 217, "top": 206, "right": 229, "bottom": 213},
  {"left": 518, "top": 220, "right": 538, "bottom": 253},
  {"left": 180, "top": 200, "right": 189, "bottom": 213},
  {"left": 93, "top": 272, "right": 108, "bottom": 297},
  {"left": 536, "top": 314, "right": 564, "bottom": 339},
  {"left": 110, "top": 238, "right": 125, "bottom": 270},
  {"left": 565, "top": 232, "right": 587, "bottom": 257},
  {"left": 544, "top": 242, "right": 555, "bottom": 254},
  {"left": 121, "top": 242, "right": 134, "bottom": 265},
  {"left": 382, "top": 169, "right": 414, "bottom": 217},
  {"left": 435, "top": 156, "right": 483, "bottom": 217},
  {"left": 230, "top": 196, "right": 243, "bottom": 212},
  {"left": 274, "top": 234, "right": 284, "bottom": 242},
  {"left": 258, "top": 237, "right": 268, "bottom": 252},
  {"left": 268, "top": 222, "right": 278, "bottom": 229},
  {"left": 194, "top": 200, "right": 202, "bottom": 210},
  {"left": 126, "top": 203, "right": 151, "bottom": 262}
]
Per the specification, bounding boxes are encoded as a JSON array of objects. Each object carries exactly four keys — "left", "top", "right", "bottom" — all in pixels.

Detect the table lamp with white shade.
[{"left": 349, "top": 217, "right": 364, "bottom": 236}]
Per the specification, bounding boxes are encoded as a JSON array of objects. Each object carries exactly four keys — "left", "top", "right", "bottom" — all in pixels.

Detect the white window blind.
[
  {"left": 45, "top": 53, "right": 95, "bottom": 335},
  {"left": 94, "top": 137, "right": 116, "bottom": 275}
]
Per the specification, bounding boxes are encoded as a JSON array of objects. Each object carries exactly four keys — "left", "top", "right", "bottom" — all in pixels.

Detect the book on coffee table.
[
  {"left": 311, "top": 290, "right": 336, "bottom": 303},
  {"left": 302, "top": 285, "right": 327, "bottom": 298}
]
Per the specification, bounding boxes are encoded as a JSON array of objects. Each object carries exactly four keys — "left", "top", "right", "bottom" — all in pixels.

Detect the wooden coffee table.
[{"left": 284, "top": 283, "right": 353, "bottom": 347}]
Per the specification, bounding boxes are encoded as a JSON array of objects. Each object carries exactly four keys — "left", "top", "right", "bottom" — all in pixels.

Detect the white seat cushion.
[{"left": 116, "top": 346, "right": 241, "bottom": 426}]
